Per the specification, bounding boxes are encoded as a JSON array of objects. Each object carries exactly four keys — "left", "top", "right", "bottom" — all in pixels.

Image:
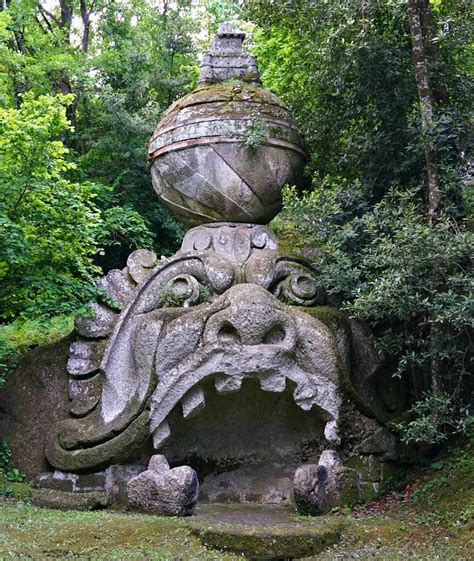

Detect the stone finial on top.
[{"left": 198, "top": 22, "right": 260, "bottom": 85}]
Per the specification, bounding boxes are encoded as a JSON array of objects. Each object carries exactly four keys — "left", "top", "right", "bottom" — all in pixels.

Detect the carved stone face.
[
  {"left": 140, "top": 283, "right": 342, "bottom": 451},
  {"left": 46, "top": 225, "right": 380, "bottom": 476}
]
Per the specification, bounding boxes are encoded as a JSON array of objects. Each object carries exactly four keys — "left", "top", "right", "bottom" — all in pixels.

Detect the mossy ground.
[
  {"left": 0, "top": 502, "right": 241, "bottom": 560},
  {"left": 0, "top": 438, "right": 472, "bottom": 560}
]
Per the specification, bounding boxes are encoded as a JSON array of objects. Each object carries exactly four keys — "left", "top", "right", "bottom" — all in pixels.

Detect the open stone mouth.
[
  {"left": 148, "top": 343, "right": 342, "bottom": 451},
  {"left": 47, "top": 283, "right": 344, "bottom": 472}
]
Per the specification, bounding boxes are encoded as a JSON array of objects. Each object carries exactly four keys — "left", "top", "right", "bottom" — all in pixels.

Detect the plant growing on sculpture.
[
  {"left": 240, "top": 120, "right": 267, "bottom": 150},
  {"left": 160, "top": 288, "right": 188, "bottom": 308}
]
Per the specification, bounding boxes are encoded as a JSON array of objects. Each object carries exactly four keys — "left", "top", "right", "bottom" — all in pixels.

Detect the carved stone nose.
[
  {"left": 215, "top": 318, "right": 288, "bottom": 346},
  {"left": 203, "top": 284, "right": 296, "bottom": 347}
]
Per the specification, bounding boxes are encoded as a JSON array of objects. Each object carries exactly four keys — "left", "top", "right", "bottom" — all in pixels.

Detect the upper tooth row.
[{"left": 151, "top": 372, "right": 321, "bottom": 449}]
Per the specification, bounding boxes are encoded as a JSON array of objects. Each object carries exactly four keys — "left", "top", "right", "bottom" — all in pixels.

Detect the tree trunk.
[
  {"left": 80, "top": 0, "right": 92, "bottom": 53},
  {"left": 59, "top": 0, "right": 73, "bottom": 39},
  {"left": 407, "top": 0, "right": 445, "bottom": 396},
  {"left": 407, "top": 0, "right": 441, "bottom": 223},
  {"left": 419, "top": 2, "right": 448, "bottom": 104}
]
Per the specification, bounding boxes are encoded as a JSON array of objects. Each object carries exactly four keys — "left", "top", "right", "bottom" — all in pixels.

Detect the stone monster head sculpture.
[
  {"left": 46, "top": 224, "right": 366, "bottom": 472},
  {"left": 46, "top": 25, "right": 389, "bottom": 480}
]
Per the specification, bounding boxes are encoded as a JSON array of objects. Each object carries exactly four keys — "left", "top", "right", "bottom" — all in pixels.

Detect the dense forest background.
[{"left": 0, "top": 0, "right": 472, "bottom": 445}]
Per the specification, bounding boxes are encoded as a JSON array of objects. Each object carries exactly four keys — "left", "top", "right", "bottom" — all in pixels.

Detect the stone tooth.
[
  {"left": 293, "top": 384, "right": 317, "bottom": 411},
  {"left": 214, "top": 375, "right": 242, "bottom": 394},
  {"left": 182, "top": 386, "right": 205, "bottom": 419},
  {"left": 324, "top": 421, "right": 341, "bottom": 446},
  {"left": 152, "top": 421, "right": 171, "bottom": 449},
  {"left": 97, "top": 269, "right": 135, "bottom": 308},
  {"left": 74, "top": 302, "right": 117, "bottom": 338},
  {"left": 67, "top": 339, "right": 107, "bottom": 377},
  {"left": 68, "top": 375, "right": 102, "bottom": 417},
  {"left": 259, "top": 372, "right": 286, "bottom": 392}
]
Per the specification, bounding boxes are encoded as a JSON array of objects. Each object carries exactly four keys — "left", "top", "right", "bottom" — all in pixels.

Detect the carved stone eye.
[
  {"left": 291, "top": 274, "right": 318, "bottom": 300},
  {"left": 161, "top": 274, "right": 210, "bottom": 308},
  {"left": 274, "top": 273, "right": 322, "bottom": 306}
]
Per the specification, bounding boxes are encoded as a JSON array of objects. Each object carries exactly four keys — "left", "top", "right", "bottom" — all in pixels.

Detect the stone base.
[
  {"left": 32, "top": 488, "right": 110, "bottom": 511},
  {"left": 188, "top": 504, "right": 344, "bottom": 559}
]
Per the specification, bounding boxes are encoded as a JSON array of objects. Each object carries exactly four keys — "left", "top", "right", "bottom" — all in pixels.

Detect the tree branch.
[{"left": 38, "top": 4, "right": 61, "bottom": 27}]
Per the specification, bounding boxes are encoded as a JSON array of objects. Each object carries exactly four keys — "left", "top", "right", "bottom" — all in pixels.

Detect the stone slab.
[
  {"left": 32, "top": 488, "right": 110, "bottom": 511},
  {"left": 187, "top": 504, "right": 344, "bottom": 560}
]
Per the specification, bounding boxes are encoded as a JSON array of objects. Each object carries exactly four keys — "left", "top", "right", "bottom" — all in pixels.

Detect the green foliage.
[
  {"left": 160, "top": 284, "right": 212, "bottom": 308},
  {"left": 280, "top": 180, "right": 473, "bottom": 440},
  {"left": 1, "top": 0, "right": 195, "bottom": 277},
  {"left": 0, "top": 94, "right": 102, "bottom": 320},
  {"left": 160, "top": 289, "right": 188, "bottom": 308},
  {"left": 240, "top": 120, "right": 266, "bottom": 150},
  {"left": 0, "top": 0, "right": 200, "bottom": 324},
  {"left": 74, "top": 0, "right": 196, "bottom": 262},
  {"left": 93, "top": 205, "right": 155, "bottom": 271},
  {"left": 0, "top": 441, "right": 11, "bottom": 472},
  {"left": 246, "top": 0, "right": 472, "bottom": 201},
  {"left": 395, "top": 393, "right": 474, "bottom": 445},
  {"left": 248, "top": 0, "right": 473, "bottom": 444},
  {"left": 0, "top": 315, "right": 73, "bottom": 386},
  {"left": 0, "top": 441, "right": 25, "bottom": 496}
]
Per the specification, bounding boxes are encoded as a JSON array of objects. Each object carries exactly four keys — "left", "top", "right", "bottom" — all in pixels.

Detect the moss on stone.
[
  {"left": 0, "top": 501, "right": 240, "bottom": 560},
  {"left": 187, "top": 507, "right": 345, "bottom": 559},
  {"left": 32, "top": 488, "right": 110, "bottom": 511},
  {"left": 300, "top": 306, "right": 348, "bottom": 332}
]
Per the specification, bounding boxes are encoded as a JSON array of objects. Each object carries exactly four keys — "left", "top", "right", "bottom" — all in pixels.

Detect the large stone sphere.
[{"left": 147, "top": 82, "right": 306, "bottom": 227}]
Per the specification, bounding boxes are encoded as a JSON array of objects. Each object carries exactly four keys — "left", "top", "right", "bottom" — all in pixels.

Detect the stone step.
[{"left": 186, "top": 504, "right": 344, "bottom": 560}]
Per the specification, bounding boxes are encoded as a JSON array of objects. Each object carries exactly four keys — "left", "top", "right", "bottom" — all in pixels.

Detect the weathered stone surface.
[
  {"left": 45, "top": 228, "right": 393, "bottom": 479},
  {"left": 148, "top": 454, "right": 169, "bottom": 472},
  {"left": 355, "top": 427, "right": 398, "bottom": 461},
  {"left": 32, "top": 488, "right": 109, "bottom": 511},
  {"left": 127, "top": 455, "right": 199, "bottom": 516},
  {"left": 126, "top": 249, "right": 158, "bottom": 285},
  {"left": 67, "top": 338, "right": 107, "bottom": 377},
  {"left": 188, "top": 504, "right": 344, "bottom": 560},
  {"left": 105, "top": 464, "right": 147, "bottom": 506},
  {"left": 347, "top": 318, "right": 386, "bottom": 417},
  {"left": 75, "top": 302, "right": 117, "bottom": 338},
  {"left": 0, "top": 337, "right": 70, "bottom": 478},
  {"left": 35, "top": 470, "right": 106, "bottom": 493},
  {"left": 294, "top": 451, "right": 358, "bottom": 515},
  {"left": 180, "top": 223, "right": 278, "bottom": 264},
  {"left": 97, "top": 268, "right": 135, "bottom": 308},
  {"left": 148, "top": 25, "right": 306, "bottom": 227},
  {"left": 198, "top": 23, "right": 260, "bottom": 85},
  {"left": 294, "top": 464, "right": 325, "bottom": 515},
  {"left": 68, "top": 374, "right": 102, "bottom": 416}
]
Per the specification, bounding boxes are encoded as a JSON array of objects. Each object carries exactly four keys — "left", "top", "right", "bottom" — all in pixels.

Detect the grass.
[
  {"left": 0, "top": 315, "right": 73, "bottom": 386},
  {"left": 0, "top": 438, "right": 472, "bottom": 559},
  {"left": 0, "top": 502, "right": 241, "bottom": 560},
  {"left": 0, "top": 314, "right": 74, "bottom": 351}
]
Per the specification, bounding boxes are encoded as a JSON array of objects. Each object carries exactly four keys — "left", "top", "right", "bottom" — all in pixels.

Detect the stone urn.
[{"left": 147, "top": 24, "right": 306, "bottom": 227}]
